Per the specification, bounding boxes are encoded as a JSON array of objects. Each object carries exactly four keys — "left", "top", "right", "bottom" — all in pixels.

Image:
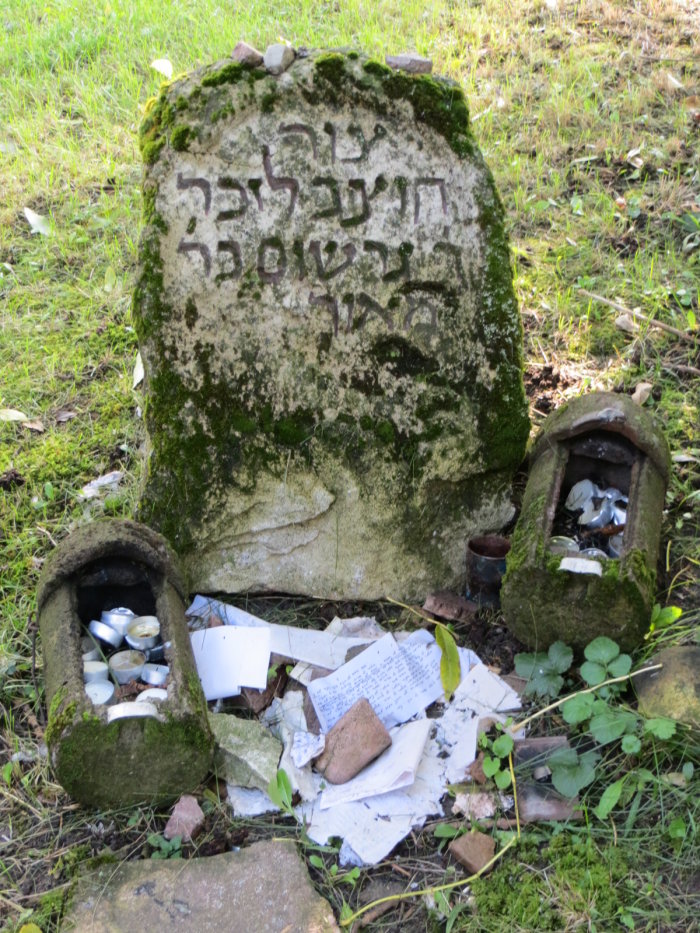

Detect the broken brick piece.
[
  {"left": 314, "top": 698, "right": 391, "bottom": 784},
  {"left": 448, "top": 830, "right": 496, "bottom": 875},
  {"left": 164, "top": 794, "right": 205, "bottom": 842}
]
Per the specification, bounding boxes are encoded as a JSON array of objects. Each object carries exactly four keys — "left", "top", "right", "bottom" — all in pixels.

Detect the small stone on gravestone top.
[
  {"left": 134, "top": 50, "right": 529, "bottom": 600},
  {"left": 231, "top": 41, "right": 264, "bottom": 67},
  {"left": 385, "top": 53, "right": 433, "bottom": 74}
]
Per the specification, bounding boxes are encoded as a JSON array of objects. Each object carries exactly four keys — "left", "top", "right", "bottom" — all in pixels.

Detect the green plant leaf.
[
  {"left": 561, "top": 692, "right": 595, "bottom": 724},
  {"left": 494, "top": 768, "right": 512, "bottom": 790},
  {"left": 593, "top": 777, "right": 625, "bottom": 820},
  {"left": 584, "top": 636, "right": 620, "bottom": 665},
  {"left": 589, "top": 708, "right": 638, "bottom": 745},
  {"left": 668, "top": 817, "right": 687, "bottom": 840},
  {"left": 435, "top": 624, "right": 461, "bottom": 700},
  {"left": 580, "top": 660, "right": 606, "bottom": 686},
  {"left": 482, "top": 755, "right": 501, "bottom": 778},
  {"left": 549, "top": 747, "right": 597, "bottom": 797},
  {"left": 308, "top": 854, "right": 324, "bottom": 869},
  {"left": 643, "top": 717, "right": 677, "bottom": 740},
  {"left": 1, "top": 761, "right": 12, "bottom": 785},
  {"left": 547, "top": 641, "right": 573, "bottom": 673},
  {"left": 514, "top": 651, "right": 548, "bottom": 680},
  {"left": 340, "top": 901, "right": 353, "bottom": 924},
  {"left": 433, "top": 823, "right": 462, "bottom": 839},
  {"left": 682, "top": 762, "right": 694, "bottom": 781},
  {"left": 621, "top": 734, "right": 641, "bottom": 754},
  {"left": 267, "top": 768, "right": 293, "bottom": 812},
  {"left": 606, "top": 654, "right": 632, "bottom": 677},
  {"left": 492, "top": 734, "right": 514, "bottom": 758}
]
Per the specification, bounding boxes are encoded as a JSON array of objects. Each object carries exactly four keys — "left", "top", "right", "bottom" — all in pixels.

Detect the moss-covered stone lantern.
[{"left": 501, "top": 392, "right": 671, "bottom": 653}]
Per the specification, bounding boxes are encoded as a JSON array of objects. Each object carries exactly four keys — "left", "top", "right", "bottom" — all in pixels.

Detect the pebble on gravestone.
[
  {"left": 231, "top": 41, "right": 264, "bottom": 67},
  {"left": 264, "top": 43, "right": 295, "bottom": 75},
  {"left": 385, "top": 53, "right": 433, "bottom": 74},
  {"left": 134, "top": 50, "right": 529, "bottom": 600}
]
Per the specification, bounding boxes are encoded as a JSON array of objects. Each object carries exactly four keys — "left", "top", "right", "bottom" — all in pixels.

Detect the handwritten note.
[{"left": 307, "top": 631, "right": 446, "bottom": 732}]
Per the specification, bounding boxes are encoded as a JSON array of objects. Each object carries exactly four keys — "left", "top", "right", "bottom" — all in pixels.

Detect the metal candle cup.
[
  {"left": 109, "top": 650, "right": 146, "bottom": 685},
  {"left": 125, "top": 616, "right": 160, "bottom": 651},
  {"left": 466, "top": 535, "right": 511, "bottom": 607},
  {"left": 83, "top": 660, "right": 109, "bottom": 683},
  {"left": 141, "top": 663, "right": 169, "bottom": 686},
  {"left": 81, "top": 635, "right": 100, "bottom": 662},
  {"left": 89, "top": 619, "right": 123, "bottom": 649},
  {"left": 101, "top": 607, "right": 135, "bottom": 636},
  {"left": 85, "top": 680, "right": 115, "bottom": 706},
  {"left": 106, "top": 701, "right": 159, "bottom": 723},
  {"left": 137, "top": 687, "right": 168, "bottom": 703}
]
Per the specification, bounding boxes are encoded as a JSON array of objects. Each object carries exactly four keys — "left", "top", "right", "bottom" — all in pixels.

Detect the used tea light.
[
  {"left": 81, "top": 635, "right": 100, "bottom": 662},
  {"left": 89, "top": 619, "right": 123, "bottom": 649},
  {"left": 141, "top": 663, "right": 169, "bottom": 686},
  {"left": 85, "top": 680, "right": 115, "bottom": 706},
  {"left": 83, "top": 660, "right": 108, "bottom": 683},
  {"left": 101, "top": 606, "right": 135, "bottom": 636},
  {"left": 106, "top": 700, "right": 159, "bottom": 723},
  {"left": 137, "top": 687, "right": 168, "bottom": 703},
  {"left": 109, "top": 649, "right": 146, "bottom": 684},
  {"left": 125, "top": 616, "right": 160, "bottom": 651}
]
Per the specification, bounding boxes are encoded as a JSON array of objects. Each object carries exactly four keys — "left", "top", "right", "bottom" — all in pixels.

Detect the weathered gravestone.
[{"left": 134, "top": 50, "right": 529, "bottom": 599}]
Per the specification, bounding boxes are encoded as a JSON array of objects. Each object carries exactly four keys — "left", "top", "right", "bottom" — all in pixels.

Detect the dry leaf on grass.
[{"left": 631, "top": 382, "right": 653, "bottom": 405}]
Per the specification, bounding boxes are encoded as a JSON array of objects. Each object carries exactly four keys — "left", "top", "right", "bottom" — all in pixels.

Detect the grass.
[{"left": 1, "top": 0, "right": 698, "bottom": 929}]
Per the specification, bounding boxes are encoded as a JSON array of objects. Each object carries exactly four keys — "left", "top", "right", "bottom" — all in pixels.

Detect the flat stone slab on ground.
[{"left": 63, "top": 839, "right": 339, "bottom": 932}]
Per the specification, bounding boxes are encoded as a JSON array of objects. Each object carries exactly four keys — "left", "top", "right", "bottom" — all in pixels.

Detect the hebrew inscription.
[{"left": 136, "top": 50, "right": 529, "bottom": 602}]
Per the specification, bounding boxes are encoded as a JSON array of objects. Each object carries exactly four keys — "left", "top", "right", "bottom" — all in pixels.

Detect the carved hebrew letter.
[
  {"left": 279, "top": 123, "right": 318, "bottom": 160},
  {"left": 216, "top": 240, "right": 242, "bottom": 282},
  {"left": 354, "top": 292, "right": 395, "bottom": 331},
  {"left": 177, "top": 239, "right": 211, "bottom": 277},
  {"left": 323, "top": 122, "right": 337, "bottom": 163},
  {"left": 257, "top": 237, "right": 287, "bottom": 285},
  {"left": 311, "top": 177, "right": 342, "bottom": 219},
  {"left": 217, "top": 177, "right": 248, "bottom": 220},
  {"left": 414, "top": 178, "right": 448, "bottom": 224},
  {"left": 248, "top": 178, "right": 264, "bottom": 210},
  {"left": 340, "top": 179, "right": 370, "bottom": 228},
  {"left": 177, "top": 174, "right": 211, "bottom": 215},
  {"left": 262, "top": 146, "right": 298, "bottom": 216},
  {"left": 309, "top": 241, "right": 357, "bottom": 280},
  {"left": 340, "top": 123, "right": 387, "bottom": 162}
]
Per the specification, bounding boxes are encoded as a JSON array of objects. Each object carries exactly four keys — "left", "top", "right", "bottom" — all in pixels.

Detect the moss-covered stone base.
[{"left": 38, "top": 520, "right": 213, "bottom": 807}]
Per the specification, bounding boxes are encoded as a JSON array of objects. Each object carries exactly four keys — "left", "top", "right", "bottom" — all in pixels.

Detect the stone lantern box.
[
  {"left": 37, "top": 520, "right": 213, "bottom": 808},
  {"left": 501, "top": 392, "right": 671, "bottom": 653}
]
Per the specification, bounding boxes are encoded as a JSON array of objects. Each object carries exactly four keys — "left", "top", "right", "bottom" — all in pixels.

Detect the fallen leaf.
[
  {"left": 133, "top": 351, "right": 144, "bottom": 388},
  {"left": 104, "top": 266, "right": 117, "bottom": 292},
  {"left": 23, "top": 419, "right": 45, "bottom": 433},
  {"left": 631, "top": 382, "right": 653, "bottom": 405},
  {"left": 23, "top": 207, "right": 52, "bottom": 236},
  {"left": 0, "top": 468, "right": 25, "bottom": 489},
  {"left": 151, "top": 58, "right": 173, "bottom": 79},
  {"left": 0, "top": 408, "right": 29, "bottom": 421},
  {"left": 55, "top": 410, "right": 77, "bottom": 423}
]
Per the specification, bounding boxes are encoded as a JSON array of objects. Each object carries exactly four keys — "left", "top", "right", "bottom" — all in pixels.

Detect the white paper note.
[
  {"left": 320, "top": 718, "right": 432, "bottom": 809},
  {"left": 190, "top": 625, "right": 271, "bottom": 700},
  {"left": 307, "top": 631, "right": 446, "bottom": 732},
  {"left": 187, "top": 595, "right": 374, "bottom": 669}
]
